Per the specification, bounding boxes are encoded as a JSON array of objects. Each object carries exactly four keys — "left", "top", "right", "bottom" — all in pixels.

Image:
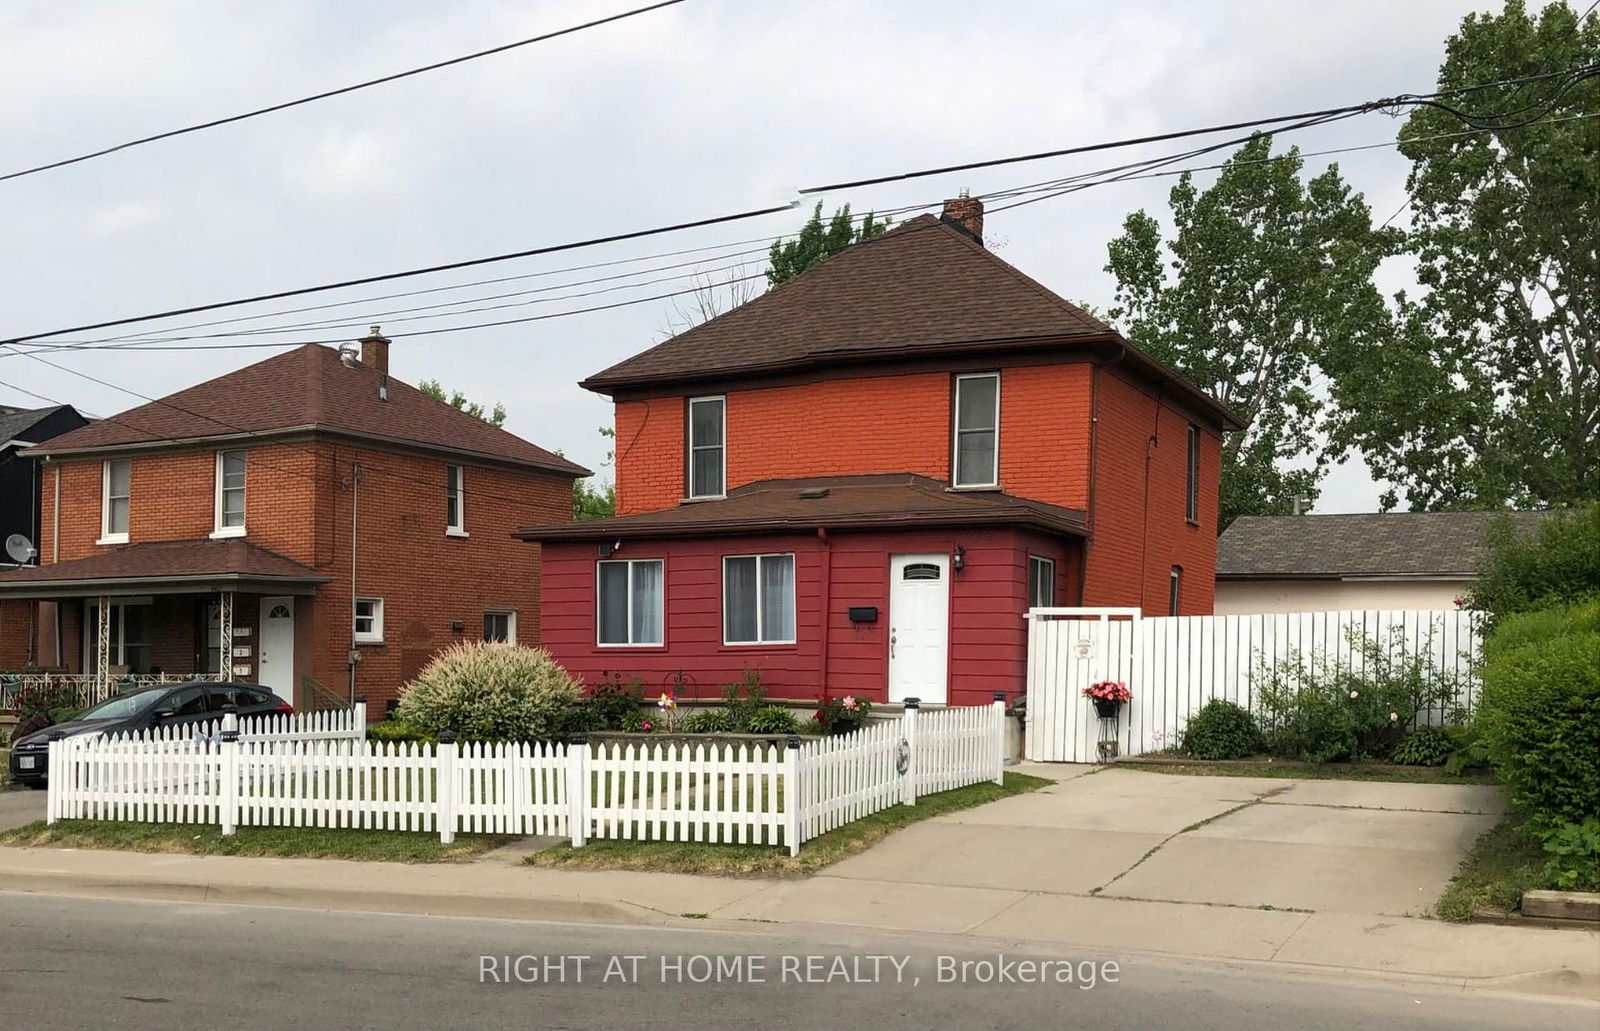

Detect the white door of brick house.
[
  {"left": 257, "top": 597, "right": 295, "bottom": 700},
  {"left": 889, "top": 553, "right": 950, "bottom": 704}
]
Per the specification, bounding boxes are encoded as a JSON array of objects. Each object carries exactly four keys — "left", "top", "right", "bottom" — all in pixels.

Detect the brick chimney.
[
  {"left": 940, "top": 191, "right": 984, "bottom": 245},
  {"left": 359, "top": 325, "right": 390, "bottom": 376}
]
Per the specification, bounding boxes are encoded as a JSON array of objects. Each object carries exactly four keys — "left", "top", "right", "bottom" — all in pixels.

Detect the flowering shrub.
[
  {"left": 9, "top": 681, "right": 80, "bottom": 744},
  {"left": 396, "top": 641, "right": 583, "bottom": 741},
  {"left": 816, "top": 694, "right": 870, "bottom": 734},
  {"left": 1081, "top": 681, "right": 1131, "bottom": 703}
]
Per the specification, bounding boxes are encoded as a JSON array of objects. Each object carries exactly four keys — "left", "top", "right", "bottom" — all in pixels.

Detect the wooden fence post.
[
  {"left": 901, "top": 697, "right": 919, "bottom": 806},
  {"left": 219, "top": 705, "right": 240, "bottom": 835},
  {"left": 991, "top": 692, "right": 1007, "bottom": 785},
  {"left": 783, "top": 735, "right": 802, "bottom": 856},
  {"left": 45, "top": 738, "right": 59, "bottom": 825},
  {"left": 353, "top": 699, "right": 367, "bottom": 735},
  {"left": 437, "top": 731, "right": 457, "bottom": 844},
  {"left": 567, "top": 734, "right": 588, "bottom": 847}
]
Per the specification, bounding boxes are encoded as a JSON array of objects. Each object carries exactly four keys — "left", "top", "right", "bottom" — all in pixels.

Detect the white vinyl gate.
[{"left": 1025, "top": 607, "right": 1482, "bottom": 763}]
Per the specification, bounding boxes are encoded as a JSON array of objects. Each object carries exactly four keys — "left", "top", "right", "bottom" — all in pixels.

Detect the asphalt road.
[{"left": 1, "top": 892, "right": 1593, "bottom": 1031}]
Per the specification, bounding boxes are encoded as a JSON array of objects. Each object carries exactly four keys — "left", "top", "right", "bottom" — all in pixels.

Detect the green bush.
[
  {"left": 1390, "top": 725, "right": 1454, "bottom": 767},
  {"left": 395, "top": 642, "right": 583, "bottom": 741},
  {"left": 719, "top": 669, "right": 768, "bottom": 731},
  {"left": 1538, "top": 818, "right": 1600, "bottom": 893},
  {"left": 745, "top": 705, "right": 801, "bottom": 736},
  {"left": 1470, "top": 504, "right": 1600, "bottom": 623},
  {"left": 1475, "top": 616, "right": 1600, "bottom": 827},
  {"left": 1256, "top": 634, "right": 1461, "bottom": 764},
  {"left": 682, "top": 708, "right": 736, "bottom": 734},
  {"left": 1482, "top": 597, "right": 1600, "bottom": 660},
  {"left": 1179, "top": 700, "right": 1264, "bottom": 760},
  {"left": 366, "top": 720, "right": 433, "bottom": 744}
]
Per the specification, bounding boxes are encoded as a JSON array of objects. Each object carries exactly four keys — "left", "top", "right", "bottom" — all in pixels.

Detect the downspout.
[
  {"left": 816, "top": 527, "right": 832, "bottom": 695},
  {"left": 347, "top": 459, "right": 363, "bottom": 704}
]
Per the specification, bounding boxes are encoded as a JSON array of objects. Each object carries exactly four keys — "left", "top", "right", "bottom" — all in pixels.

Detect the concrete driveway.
[
  {"left": 0, "top": 787, "right": 48, "bottom": 832},
  {"left": 771, "top": 765, "right": 1504, "bottom": 921}
]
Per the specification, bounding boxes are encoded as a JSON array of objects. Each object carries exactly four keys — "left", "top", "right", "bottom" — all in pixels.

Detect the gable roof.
[
  {"left": 581, "top": 214, "right": 1242, "bottom": 429},
  {"left": 516, "top": 473, "right": 1089, "bottom": 541},
  {"left": 0, "top": 405, "right": 71, "bottom": 445},
  {"left": 1216, "top": 510, "right": 1551, "bottom": 579},
  {"left": 26, "top": 344, "right": 588, "bottom": 476}
]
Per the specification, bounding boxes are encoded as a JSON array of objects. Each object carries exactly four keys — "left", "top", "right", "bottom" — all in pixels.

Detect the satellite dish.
[{"left": 4, "top": 534, "right": 37, "bottom": 565}]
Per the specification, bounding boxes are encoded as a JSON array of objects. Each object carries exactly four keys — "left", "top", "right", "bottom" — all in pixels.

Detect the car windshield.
[{"left": 76, "top": 689, "right": 173, "bottom": 721}]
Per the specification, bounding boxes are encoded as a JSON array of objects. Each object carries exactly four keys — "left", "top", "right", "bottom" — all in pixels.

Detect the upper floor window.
[
  {"left": 598, "top": 559, "right": 664, "bottom": 646},
  {"left": 446, "top": 464, "right": 467, "bottom": 536},
  {"left": 953, "top": 372, "right": 1000, "bottom": 487},
  {"left": 687, "top": 396, "right": 725, "bottom": 499},
  {"left": 723, "top": 553, "right": 795, "bottom": 645},
  {"left": 1185, "top": 425, "right": 1200, "bottom": 524},
  {"left": 212, "top": 449, "right": 246, "bottom": 537},
  {"left": 100, "top": 458, "right": 130, "bottom": 544},
  {"left": 1169, "top": 566, "right": 1183, "bottom": 616},
  {"left": 1028, "top": 556, "right": 1055, "bottom": 609}
]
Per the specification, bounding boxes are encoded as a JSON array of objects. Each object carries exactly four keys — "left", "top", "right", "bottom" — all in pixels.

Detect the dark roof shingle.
[
  {"left": 1216, "top": 511, "right": 1550, "bottom": 578},
  {"left": 0, "top": 405, "right": 67, "bottom": 444},
  {"left": 28, "top": 344, "right": 587, "bottom": 476},
  {"left": 0, "top": 538, "right": 329, "bottom": 593}
]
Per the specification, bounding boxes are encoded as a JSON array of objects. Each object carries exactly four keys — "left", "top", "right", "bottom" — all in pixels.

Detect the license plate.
[{"left": 18, "top": 756, "right": 36, "bottom": 770}]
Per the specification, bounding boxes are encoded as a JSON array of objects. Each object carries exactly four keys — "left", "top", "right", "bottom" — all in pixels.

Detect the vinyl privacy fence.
[
  {"left": 48, "top": 701, "right": 1007, "bottom": 853},
  {"left": 1026, "top": 607, "right": 1483, "bottom": 763}
]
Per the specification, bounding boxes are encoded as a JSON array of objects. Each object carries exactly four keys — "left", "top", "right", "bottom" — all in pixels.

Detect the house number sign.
[{"left": 1075, "top": 637, "right": 1093, "bottom": 659}]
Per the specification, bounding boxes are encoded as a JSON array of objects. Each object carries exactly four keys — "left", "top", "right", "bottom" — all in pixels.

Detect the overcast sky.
[{"left": 0, "top": 0, "right": 1513, "bottom": 510}]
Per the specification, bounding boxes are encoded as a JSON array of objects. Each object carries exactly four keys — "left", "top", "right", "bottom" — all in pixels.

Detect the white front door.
[
  {"left": 257, "top": 596, "right": 295, "bottom": 699},
  {"left": 888, "top": 553, "right": 950, "bottom": 704}
]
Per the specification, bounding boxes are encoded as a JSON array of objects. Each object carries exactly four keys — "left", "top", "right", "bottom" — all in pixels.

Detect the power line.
[{"left": 0, "top": 1, "right": 688, "bottom": 184}]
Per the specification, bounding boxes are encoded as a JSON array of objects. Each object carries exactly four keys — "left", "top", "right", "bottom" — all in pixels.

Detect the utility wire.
[{"left": 0, "top": 0, "right": 688, "bottom": 184}]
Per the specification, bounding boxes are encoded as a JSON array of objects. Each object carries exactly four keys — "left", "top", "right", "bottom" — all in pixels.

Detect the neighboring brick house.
[
  {"left": 518, "top": 198, "right": 1240, "bottom": 707},
  {"left": 0, "top": 335, "right": 585, "bottom": 714}
]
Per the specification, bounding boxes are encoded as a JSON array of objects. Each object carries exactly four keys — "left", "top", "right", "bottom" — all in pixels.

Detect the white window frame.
[
  {"left": 1028, "top": 555, "right": 1056, "bottom": 609},
  {"left": 952, "top": 372, "right": 1001, "bottom": 488},
  {"left": 210, "top": 449, "right": 247, "bottom": 539},
  {"left": 354, "top": 597, "right": 385, "bottom": 644},
  {"left": 1169, "top": 566, "right": 1183, "bottom": 616},
  {"left": 1185, "top": 424, "right": 1200, "bottom": 524},
  {"left": 596, "top": 558, "right": 664, "bottom": 647},
  {"left": 721, "top": 552, "right": 797, "bottom": 646},
  {"left": 98, "top": 458, "right": 130, "bottom": 544},
  {"left": 483, "top": 610, "right": 517, "bottom": 644},
  {"left": 686, "top": 395, "right": 726, "bottom": 500},
  {"left": 446, "top": 464, "right": 468, "bottom": 537}
]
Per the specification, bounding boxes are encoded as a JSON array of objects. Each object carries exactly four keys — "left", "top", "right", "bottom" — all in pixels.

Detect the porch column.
[
  {"left": 218, "top": 590, "right": 234, "bottom": 680},
  {"left": 95, "top": 595, "right": 111, "bottom": 697}
]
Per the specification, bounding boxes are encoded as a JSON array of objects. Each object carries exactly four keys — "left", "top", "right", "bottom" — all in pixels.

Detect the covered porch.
[{"left": 0, "top": 539, "right": 329, "bottom": 711}]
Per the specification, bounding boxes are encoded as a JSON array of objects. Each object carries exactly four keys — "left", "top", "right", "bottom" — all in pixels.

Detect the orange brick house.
[
  {"left": 0, "top": 335, "right": 585, "bottom": 714},
  {"left": 519, "top": 198, "right": 1241, "bottom": 707}
]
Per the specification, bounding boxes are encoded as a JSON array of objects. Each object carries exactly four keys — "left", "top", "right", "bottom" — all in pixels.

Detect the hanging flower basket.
[{"left": 1083, "top": 680, "right": 1131, "bottom": 720}]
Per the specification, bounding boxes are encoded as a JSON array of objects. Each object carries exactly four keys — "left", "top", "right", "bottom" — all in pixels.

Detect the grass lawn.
[
  {"left": 525, "top": 771, "right": 1051, "bottom": 878},
  {"left": 0, "top": 819, "right": 513, "bottom": 863},
  {"left": 1435, "top": 816, "right": 1552, "bottom": 921},
  {"left": 1118, "top": 757, "right": 1498, "bottom": 785}
]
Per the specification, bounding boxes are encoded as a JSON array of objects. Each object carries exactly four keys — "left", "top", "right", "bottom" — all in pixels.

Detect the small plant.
[
  {"left": 1538, "top": 817, "right": 1600, "bottom": 892},
  {"left": 585, "top": 672, "right": 647, "bottom": 730},
  {"left": 1389, "top": 725, "right": 1455, "bottom": 767},
  {"left": 681, "top": 708, "right": 736, "bottom": 734},
  {"left": 395, "top": 641, "right": 583, "bottom": 741},
  {"left": 719, "top": 669, "right": 768, "bottom": 731},
  {"left": 366, "top": 720, "right": 433, "bottom": 744},
  {"left": 815, "top": 694, "right": 870, "bottom": 734},
  {"left": 1081, "top": 680, "right": 1131, "bottom": 704},
  {"left": 1179, "top": 700, "right": 1263, "bottom": 760},
  {"left": 745, "top": 705, "right": 801, "bottom": 735}
]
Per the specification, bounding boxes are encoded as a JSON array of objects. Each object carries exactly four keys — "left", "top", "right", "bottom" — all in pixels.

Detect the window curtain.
[
  {"left": 723, "top": 557, "right": 758, "bottom": 642},
  {"left": 760, "top": 555, "right": 795, "bottom": 642},
  {"left": 598, "top": 562, "right": 630, "bottom": 644},
  {"left": 631, "top": 561, "right": 663, "bottom": 644}
]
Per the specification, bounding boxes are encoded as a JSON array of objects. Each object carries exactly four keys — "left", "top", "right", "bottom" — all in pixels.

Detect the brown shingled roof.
[
  {"left": 580, "top": 214, "right": 1242, "bottom": 429},
  {"left": 516, "top": 473, "right": 1089, "bottom": 541},
  {"left": 0, "top": 538, "right": 331, "bottom": 597},
  {"left": 1216, "top": 511, "right": 1551, "bottom": 579},
  {"left": 27, "top": 344, "right": 588, "bottom": 476}
]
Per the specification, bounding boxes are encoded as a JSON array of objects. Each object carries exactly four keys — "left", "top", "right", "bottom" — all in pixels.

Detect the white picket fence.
[
  {"left": 47, "top": 701, "right": 1007, "bottom": 853},
  {"left": 1026, "top": 607, "right": 1483, "bottom": 763}
]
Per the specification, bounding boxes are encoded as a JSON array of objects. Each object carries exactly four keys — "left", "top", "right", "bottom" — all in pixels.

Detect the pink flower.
[{"left": 842, "top": 695, "right": 857, "bottom": 709}]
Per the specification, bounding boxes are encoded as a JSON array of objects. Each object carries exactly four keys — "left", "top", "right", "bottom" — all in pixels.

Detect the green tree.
[
  {"left": 1326, "top": 1, "right": 1599, "bottom": 510},
  {"left": 418, "top": 379, "right": 507, "bottom": 428},
  {"left": 1104, "top": 135, "right": 1400, "bottom": 527},
  {"left": 767, "top": 202, "right": 888, "bottom": 286},
  {"left": 572, "top": 426, "right": 615, "bottom": 521}
]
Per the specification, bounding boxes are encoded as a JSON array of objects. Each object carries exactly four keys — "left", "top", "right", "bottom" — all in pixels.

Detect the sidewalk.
[{"left": 2, "top": 840, "right": 1595, "bottom": 1001}]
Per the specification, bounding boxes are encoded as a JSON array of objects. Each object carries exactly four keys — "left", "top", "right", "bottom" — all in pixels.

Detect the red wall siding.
[
  {"left": 541, "top": 527, "right": 1084, "bottom": 708},
  {"left": 1083, "top": 366, "right": 1221, "bottom": 614}
]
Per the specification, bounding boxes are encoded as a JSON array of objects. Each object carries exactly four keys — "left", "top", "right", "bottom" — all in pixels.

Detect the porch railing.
[{"left": 0, "top": 672, "right": 228, "bottom": 713}]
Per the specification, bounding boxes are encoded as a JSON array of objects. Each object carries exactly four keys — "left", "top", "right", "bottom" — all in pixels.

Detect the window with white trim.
[
  {"left": 1028, "top": 556, "right": 1056, "bottom": 609},
  {"left": 1169, "top": 566, "right": 1183, "bottom": 616},
  {"left": 597, "top": 559, "right": 663, "bottom": 646},
  {"left": 213, "top": 449, "right": 246, "bottom": 536},
  {"left": 723, "top": 553, "right": 796, "bottom": 645},
  {"left": 1185, "top": 425, "right": 1200, "bottom": 523},
  {"left": 953, "top": 372, "right": 1000, "bottom": 487},
  {"left": 687, "top": 396, "right": 725, "bottom": 498},
  {"left": 446, "top": 464, "right": 466, "bottom": 535},
  {"left": 483, "top": 610, "right": 516, "bottom": 644},
  {"left": 354, "top": 598, "right": 384, "bottom": 643},
  {"left": 101, "top": 458, "right": 130, "bottom": 543}
]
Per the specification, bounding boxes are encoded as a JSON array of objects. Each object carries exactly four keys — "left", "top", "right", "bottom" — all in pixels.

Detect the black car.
[{"left": 8, "top": 681, "right": 291, "bottom": 788}]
